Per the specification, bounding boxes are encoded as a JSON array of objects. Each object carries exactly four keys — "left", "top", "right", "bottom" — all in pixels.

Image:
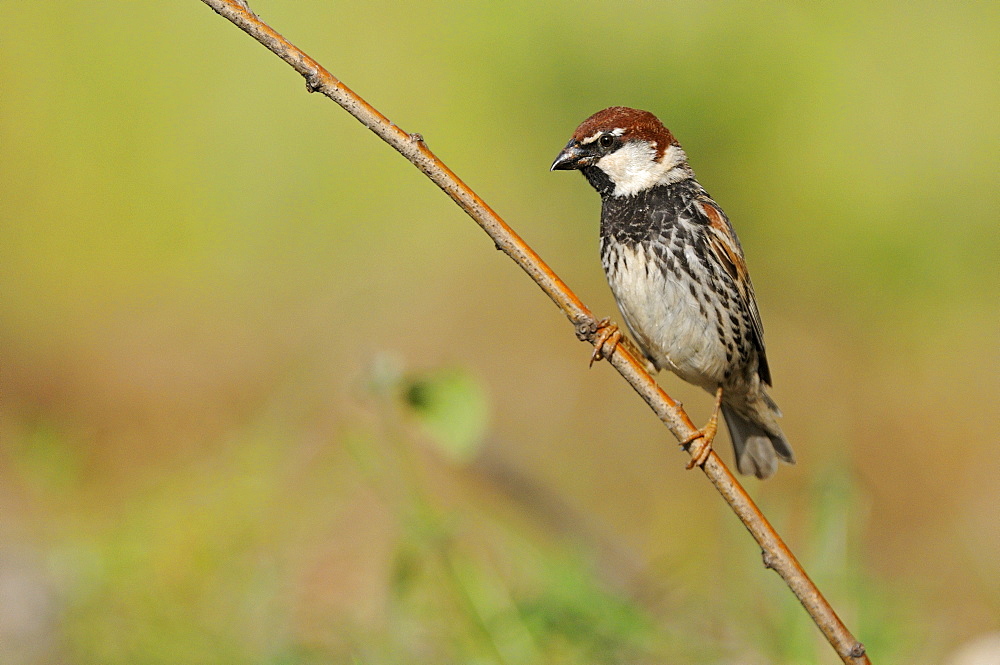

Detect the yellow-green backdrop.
[{"left": 1, "top": 2, "right": 997, "bottom": 663}]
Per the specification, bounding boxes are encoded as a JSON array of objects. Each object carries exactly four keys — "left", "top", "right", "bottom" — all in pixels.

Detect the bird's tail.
[{"left": 722, "top": 401, "right": 795, "bottom": 480}]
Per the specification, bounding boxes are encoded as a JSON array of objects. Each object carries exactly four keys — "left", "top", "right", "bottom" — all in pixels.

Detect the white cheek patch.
[{"left": 597, "top": 142, "right": 689, "bottom": 197}]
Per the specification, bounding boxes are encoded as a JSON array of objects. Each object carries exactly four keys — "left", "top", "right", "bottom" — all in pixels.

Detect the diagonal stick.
[{"left": 198, "top": 2, "right": 871, "bottom": 662}]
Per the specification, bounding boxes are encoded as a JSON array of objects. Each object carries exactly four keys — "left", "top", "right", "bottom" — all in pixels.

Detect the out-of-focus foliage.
[
  {"left": 1, "top": 1, "right": 997, "bottom": 663},
  {"left": 402, "top": 365, "right": 490, "bottom": 463}
]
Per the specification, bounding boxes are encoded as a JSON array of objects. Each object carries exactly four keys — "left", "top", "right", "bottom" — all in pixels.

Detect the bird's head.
[{"left": 551, "top": 106, "right": 691, "bottom": 197}]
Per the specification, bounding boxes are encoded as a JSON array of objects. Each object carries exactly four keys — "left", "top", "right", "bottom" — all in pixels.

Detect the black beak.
[{"left": 550, "top": 140, "right": 590, "bottom": 171}]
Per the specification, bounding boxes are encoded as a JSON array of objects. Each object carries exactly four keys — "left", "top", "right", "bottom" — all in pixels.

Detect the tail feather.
[{"left": 721, "top": 404, "right": 795, "bottom": 480}]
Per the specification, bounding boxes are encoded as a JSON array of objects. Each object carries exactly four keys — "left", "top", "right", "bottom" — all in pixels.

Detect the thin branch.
[{"left": 197, "top": 2, "right": 871, "bottom": 662}]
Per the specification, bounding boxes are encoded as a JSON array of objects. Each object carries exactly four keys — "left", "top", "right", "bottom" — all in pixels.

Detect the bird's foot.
[
  {"left": 589, "top": 318, "right": 622, "bottom": 367},
  {"left": 681, "top": 387, "right": 724, "bottom": 470}
]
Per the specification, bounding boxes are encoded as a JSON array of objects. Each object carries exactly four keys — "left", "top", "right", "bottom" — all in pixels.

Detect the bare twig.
[{"left": 197, "top": 1, "right": 871, "bottom": 662}]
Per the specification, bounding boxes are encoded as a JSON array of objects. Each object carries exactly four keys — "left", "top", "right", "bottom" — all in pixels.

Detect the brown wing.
[{"left": 695, "top": 197, "right": 772, "bottom": 386}]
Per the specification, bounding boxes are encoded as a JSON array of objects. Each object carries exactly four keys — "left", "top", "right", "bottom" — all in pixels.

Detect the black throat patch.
[{"left": 579, "top": 165, "right": 615, "bottom": 196}]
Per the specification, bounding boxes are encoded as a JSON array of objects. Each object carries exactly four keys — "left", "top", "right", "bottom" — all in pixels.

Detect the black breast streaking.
[{"left": 598, "top": 179, "right": 707, "bottom": 248}]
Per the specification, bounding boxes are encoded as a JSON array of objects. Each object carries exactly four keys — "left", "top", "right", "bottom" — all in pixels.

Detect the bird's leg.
[
  {"left": 589, "top": 318, "right": 622, "bottom": 367},
  {"left": 682, "top": 386, "right": 723, "bottom": 469}
]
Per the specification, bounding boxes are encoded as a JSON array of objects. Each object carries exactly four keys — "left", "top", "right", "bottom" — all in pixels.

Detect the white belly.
[{"left": 605, "top": 242, "right": 728, "bottom": 388}]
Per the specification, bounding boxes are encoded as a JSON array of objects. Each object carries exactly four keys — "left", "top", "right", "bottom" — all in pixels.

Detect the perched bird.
[{"left": 551, "top": 107, "right": 794, "bottom": 479}]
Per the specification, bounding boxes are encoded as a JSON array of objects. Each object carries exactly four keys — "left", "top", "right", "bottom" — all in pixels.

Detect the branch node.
[
  {"left": 232, "top": 0, "right": 259, "bottom": 19},
  {"left": 409, "top": 132, "right": 424, "bottom": 143},
  {"left": 761, "top": 548, "right": 777, "bottom": 570},
  {"left": 849, "top": 643, "right": 866, "bottom": 658},
  {"left": 305, "top": 74, "right": 323, "bottom": 93},
  {"left": 574, "top": 317, "right": 597, "bottom": 342}
]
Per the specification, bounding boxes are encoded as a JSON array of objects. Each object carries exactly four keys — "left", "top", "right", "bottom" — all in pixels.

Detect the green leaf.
[{"left": 402, "top": 367, "right": 490, "bottom": 463}]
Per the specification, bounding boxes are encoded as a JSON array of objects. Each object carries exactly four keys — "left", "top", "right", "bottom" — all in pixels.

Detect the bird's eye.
[{"left": 599, "top": 134, "right": 615, "bottom": 148}]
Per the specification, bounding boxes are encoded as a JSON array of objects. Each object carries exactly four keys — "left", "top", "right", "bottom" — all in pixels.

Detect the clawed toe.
[
  {"left": 589, "top": 318, "right": 622, "bottom": 367},
  {"left": 681, "top": 387, "right": 723, "bottom": 470}
]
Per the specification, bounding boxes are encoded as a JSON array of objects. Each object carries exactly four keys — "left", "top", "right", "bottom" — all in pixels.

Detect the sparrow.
[{"left": 551, "top": 107, "right": 794, "bottom": 479}]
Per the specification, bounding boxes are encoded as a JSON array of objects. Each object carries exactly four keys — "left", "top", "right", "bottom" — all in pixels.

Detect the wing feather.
[{"left": 694, "top": 198, "right": 772, "bottom": 386}]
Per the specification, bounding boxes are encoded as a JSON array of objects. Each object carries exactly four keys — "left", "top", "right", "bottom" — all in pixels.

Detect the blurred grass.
[{"left": 1, "top": 0, "right": 998, "bottom": 662}]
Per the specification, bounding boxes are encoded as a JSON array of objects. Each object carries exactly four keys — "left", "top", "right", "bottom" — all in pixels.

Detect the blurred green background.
[{"left": 1, "top": 1, "right": 997, "bottom": 663}]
